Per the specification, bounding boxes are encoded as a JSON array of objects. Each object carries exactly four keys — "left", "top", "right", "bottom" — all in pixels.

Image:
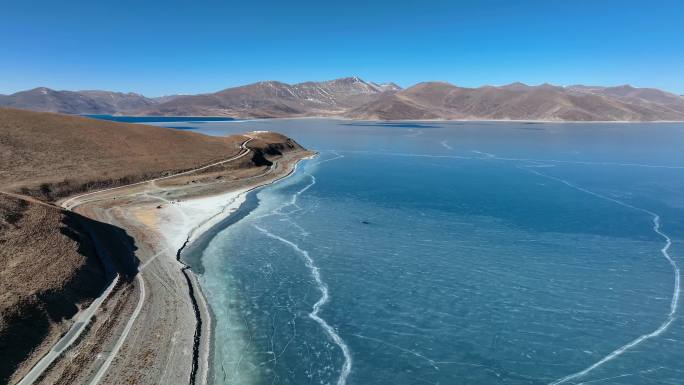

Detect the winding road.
[{"left": 14, "top": 136, "right": 255, "bottom": 385}]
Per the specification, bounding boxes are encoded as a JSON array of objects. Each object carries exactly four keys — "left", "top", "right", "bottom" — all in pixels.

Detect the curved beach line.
[
  {"left": 253, "top": 225, "right": 352, "bottom": 385},
  {"left": 308, "top": 150, "right": 345, "bottom": 167},
  {"left": 256, "top": 151, "right": 342, "bottom": 220},
  {"left": 522, "top": 167, "right": 680, "bottom": 385},
  {"left": 252, "top": 173, "right": 316, "bottom": 221},
  {"left": 277, "top": 174, "right": 317, "bottom": 215}
]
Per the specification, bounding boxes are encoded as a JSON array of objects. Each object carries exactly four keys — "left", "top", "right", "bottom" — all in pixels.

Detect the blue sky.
[{"left": 2, "top": 0, "right": 682, "bottom": 96}]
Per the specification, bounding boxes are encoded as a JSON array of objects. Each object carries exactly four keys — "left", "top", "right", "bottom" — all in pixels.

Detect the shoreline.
[
  {"left": 180, "top": 151, "right": 315, "bottom": 270},
  {"left": 90, "top": 114, "right": 684, "bottom": 124},
  {"left": 13, "top": 132, "right": 315, "bottom": 385},
  {"left": 159, "top": 153, "right": 315, "bottom": 385},
  {"left": 255, "top": 116, "right": 684, "bottom": 124}
]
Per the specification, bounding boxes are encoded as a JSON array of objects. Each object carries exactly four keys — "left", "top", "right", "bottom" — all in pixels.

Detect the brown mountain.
[
  {"left": 76, "top": 90, "right": 159, "bottom": 113},
  {"left": 141, "top": 77, "right": 401, "bottom": 117},
  {"left": 568, "top": 85, "right": 684, "bottom": 115},
  {"left": 4, "top": 79, "right": 684, "bottom": 121},
  {"left": 345, "top": 82, "right": 684, "bottom": 121},
  {"left": 0, "top": 88, "right": 159, "bottom": 115}
]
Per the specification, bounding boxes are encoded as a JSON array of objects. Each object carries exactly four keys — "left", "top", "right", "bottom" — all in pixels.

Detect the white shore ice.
[
  {"left": 155, "top": 188, "right": 250, "bottom": 253},
  {"left": 149, "top": 188, "right": 252, "bottom": 385},
  {"left": 154, "top": 150, "right": 318, "bottom": 254},
  {"left": 146, "top": 153, "right": 312, "bottom": 385}
]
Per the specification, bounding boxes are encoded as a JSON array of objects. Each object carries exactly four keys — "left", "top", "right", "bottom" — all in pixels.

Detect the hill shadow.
[{"left": 0, "top": 206, "right": 139, "bottom": 383}]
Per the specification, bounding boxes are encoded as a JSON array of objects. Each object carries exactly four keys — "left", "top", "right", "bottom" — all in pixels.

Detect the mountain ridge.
[
  {"left": 2, "top": 78, "right": 683, "bottom": 121},
  {"left": 345, "top": 81, "right": 684, "bottom": 121},
  {"left": 142, "top": 77, "right": 401, "bottom": 118}
]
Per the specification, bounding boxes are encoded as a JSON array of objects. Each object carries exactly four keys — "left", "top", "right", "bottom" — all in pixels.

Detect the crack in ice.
[
  {"left": 329, "top": 149, "right": 684, "bottom": 169},
  {"left": 520, "top": 166, "right": 680, "bottom": 385},
  {"left": 254, "top": 225, "right": 352, "bottom": 385},
  {"left": 252, "top": 153, "right": 351, "bottom": 385}
]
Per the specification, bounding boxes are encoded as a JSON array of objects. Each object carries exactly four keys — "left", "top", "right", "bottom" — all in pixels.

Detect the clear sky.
[{"left": 2, "top": 0, "right": 683, "bottom": 96}]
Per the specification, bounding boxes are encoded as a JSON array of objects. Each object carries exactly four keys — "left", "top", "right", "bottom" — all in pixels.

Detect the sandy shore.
[
  {"left": 155, "top": 188, "right": 258, "bottom": 385},
  {"left": 25, "top": 133, "right": 313, "bottom": 385}
]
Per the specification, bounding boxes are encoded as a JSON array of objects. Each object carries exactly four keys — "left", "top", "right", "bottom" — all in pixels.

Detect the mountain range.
[
  {"left": 2, "top": 77, "right": 683, "bottom": 121},
  {"left": 0, "top": 87, "right": 181, "bottom": 115}
]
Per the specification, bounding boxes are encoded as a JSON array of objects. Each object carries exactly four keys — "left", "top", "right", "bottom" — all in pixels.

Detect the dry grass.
[
  {"left": 0, "top": 194, "right": 106, "bottom": 383},
  {"left": 0, "top": 108, "right": 309, "bottom": 383},
  {"left": 0, "top": 108, "right": 245, "bottom": 200}
]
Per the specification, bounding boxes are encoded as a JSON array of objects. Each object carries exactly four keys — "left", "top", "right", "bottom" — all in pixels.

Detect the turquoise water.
[{"left": 176, "top": 119, "right": 683, "bottom": 385}]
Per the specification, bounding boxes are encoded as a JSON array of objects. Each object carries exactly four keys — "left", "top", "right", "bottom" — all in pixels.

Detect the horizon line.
[{"left": 1, "top": 77, "right": 682, "bottom": 98}]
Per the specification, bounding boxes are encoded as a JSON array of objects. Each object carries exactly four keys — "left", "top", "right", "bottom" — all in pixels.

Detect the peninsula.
[{"left": 0, "top": 108, "right": 313, "bottom": 385}]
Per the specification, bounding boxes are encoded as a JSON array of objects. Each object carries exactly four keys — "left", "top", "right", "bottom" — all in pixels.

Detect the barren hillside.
[
  {"left": 0, "top": 194, "right": 108, "bottom": 383},
  {"left": 141, "top": 77, "right": 399, "bottom": 117},
  {"left": 5, "top": 79, "right": 684, "bottom": 121},
  {"left": 0, "top": 108, "right": 249, "bottom": 199},
  {"left": 345, "top": 82, "right": 684, "bottom": 121},
  {"left": 0, "top": 108, "right": 308, "bottom": 383}
]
